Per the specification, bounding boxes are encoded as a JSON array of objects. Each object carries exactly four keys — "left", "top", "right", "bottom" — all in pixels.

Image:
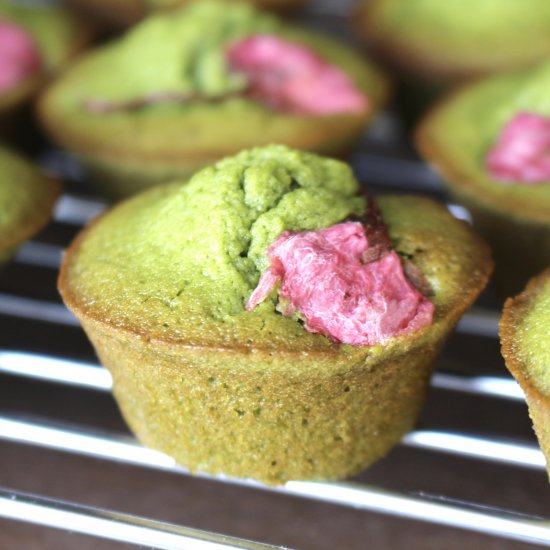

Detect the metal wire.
[
  {"left": 0, "top": 488, "right": 289, "bottom": 550},
  {"left": 0, "top": 412, "right": 544, "bottom": 473},
  {"left": 0, "top": 416, "right": 548, "bottom": 546},
  {"left": 0, "top": 348, "right": 525, "bottom": 400},
  {"left": 0, "top": 293, "right": 78, "bottom": 326}
]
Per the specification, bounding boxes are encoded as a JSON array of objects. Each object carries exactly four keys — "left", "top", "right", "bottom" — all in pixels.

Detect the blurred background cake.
[
  {"left": 355, "top": 0, "right": 550, "bottom": 125},
  {"left": 355, "top": 0, "right": 550, "bottom": 86},
  {"left": 0, "top": 1, "right": 93, "bottom": 120},
  {"left": 416, "top": 62, "right": 550, "bottom": 296},
  {"left": 0, "top": 146, "right": 61, "bottom": 266},
  {"left": 39, "top": 0, "right": 389, "bottom": 198}
]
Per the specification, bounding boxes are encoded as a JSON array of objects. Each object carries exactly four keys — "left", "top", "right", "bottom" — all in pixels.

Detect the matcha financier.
[
  {"left": 38, "top": 0, "right": 389, "bottom": 198},
  {"left": 0, "top": 146, "right": 61, "bottom": 266},
  {"left": 0, "top": 1, "right": 93, "bottom": 120},
  {"left": 500, "top": 269, "right": 550, "bottom": 481},
  {"left": 59, "top": 145, "right": 492, "bottom": 484},
  {"left": 355, "top": 0, "right": 550, "bottom": 86},
  {"left": 416, "top": 61, "right": 550, "bottom": 296},
  {"left": 65, "top": 0, "right": 307, "bottom": 29}
]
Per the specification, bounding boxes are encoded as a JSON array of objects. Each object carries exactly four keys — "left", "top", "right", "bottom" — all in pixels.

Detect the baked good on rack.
[
  {"left": 0, "top": 2, "right": 93, "bottom": 119},
  {"left": 0, "top": 19, "right": 42, "bottom": 104},
  {"left": 500, "top": 269, "right": 550, "bottom": 480},
  {"left": 66, "top": 0, "right": 307, "bottom": 29},
  {"left": 0, "top": 146, "right": 61, "bottom": 266},
  {"left": 355, "top": 0, "right": 550, "bottom": 86},
  {"left": 38, "top": 0, "right": 389, "bottom": 198},
  {"left": 59, "top": 145, "right": 492, "bottom": 484},
  {"left": 416, "top": 62, "right": 550, "bottom": 296}
]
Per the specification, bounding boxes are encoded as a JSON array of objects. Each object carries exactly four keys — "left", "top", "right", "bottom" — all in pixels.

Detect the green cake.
[
  {"left": 500, "top": 269, "right": 550, "bottom": 480},
  {"left": 416, "top": 62, "right": 550, "bottom": 296},
  {"left": 59, "top": 145, "right": 492, "bottom": 484},
  {"left": 0, "top": 1, "right": 93, "bottom": 118},
  {"left": 355, "top": 0, "right": 550, "bottom": 86},
  {"left": 39, "top": 1, "right": 389, "bottom": 199},
  {"left": 0, "top": 147, "right": 61, "bottom": 265}
]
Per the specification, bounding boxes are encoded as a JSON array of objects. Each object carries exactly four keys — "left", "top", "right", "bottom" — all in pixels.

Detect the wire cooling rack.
[{"left": 1, "top": 1, "right": 549, "bottom": 549}]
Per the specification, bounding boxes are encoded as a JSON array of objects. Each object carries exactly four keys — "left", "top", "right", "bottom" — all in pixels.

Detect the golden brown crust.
[
  {"left": 88, "top": 313, "right": 441, "bottom": 483},
  {"left": 500, "top": 269, "right": 550, "bottom": 408},
  {"left": 500, "top": 269, "right": 550, "bottom": 475}
]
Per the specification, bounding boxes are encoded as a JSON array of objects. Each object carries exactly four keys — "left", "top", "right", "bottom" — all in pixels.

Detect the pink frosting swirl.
[
  {"left": 486, "top": 112, "right": 550, "bottom": 184},
  {"left": 246, "top": 221, "right": 434, "bottom": 346},
  {"left": 0, "top": 19, "right": 43, "bottom": 93},
  {"left": 226, "top": 35, "right": 368, "bottom": 116}
]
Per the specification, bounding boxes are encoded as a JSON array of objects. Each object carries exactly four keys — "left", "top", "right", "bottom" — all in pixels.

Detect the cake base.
[{"left": 83, "top": 315, "right": 446, "bottom": 484}]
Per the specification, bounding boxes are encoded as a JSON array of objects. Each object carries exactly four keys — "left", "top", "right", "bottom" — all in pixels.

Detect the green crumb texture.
[
  {"left": 61, "top": 146, "right": 492, "bottom": 483},
  {"left": 63, "top": 146, "right": 365, "bottom": 349}
]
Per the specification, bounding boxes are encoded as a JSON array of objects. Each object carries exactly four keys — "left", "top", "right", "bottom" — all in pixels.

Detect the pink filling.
[
  {"left": 486, "top": 112, "right": 550, "bottom": 184},
  {"left": 226, "top": 35, "right": 368, "bottom": 116},
  {"left": 0, "top": 19, "right": 42, "bottom": 93},
  {"left": 246, "top": 222, "right": 434, "bottom": 346}
]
